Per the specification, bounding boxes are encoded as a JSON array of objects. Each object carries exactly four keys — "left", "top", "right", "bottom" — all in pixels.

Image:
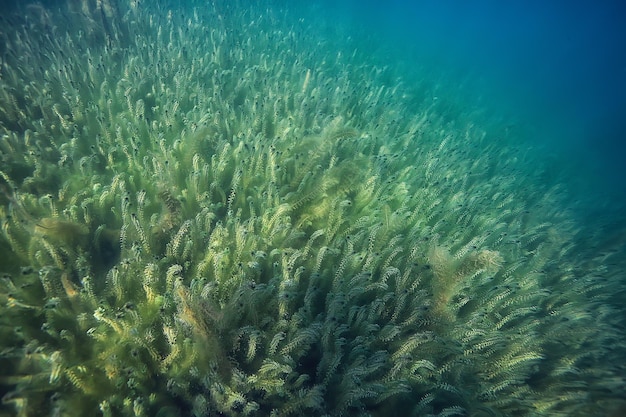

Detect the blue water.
[{"left": 336, "top": 0, "right": 626, "bottom": 206}]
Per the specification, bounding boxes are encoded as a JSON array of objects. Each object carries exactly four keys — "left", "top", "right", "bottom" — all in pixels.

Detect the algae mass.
[{"left": 0, "top": 1, "right": 624, "bottom": 416}]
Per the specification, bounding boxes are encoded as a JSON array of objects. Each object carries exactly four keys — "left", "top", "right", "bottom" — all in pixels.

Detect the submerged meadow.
[{"left": 0, "top": 1, "right": 624, "bottom": 416}]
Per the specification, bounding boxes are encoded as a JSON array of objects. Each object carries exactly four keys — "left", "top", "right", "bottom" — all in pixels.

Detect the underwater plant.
[{"left": 0, "top": 1, "right": 624, "bottom": 416}]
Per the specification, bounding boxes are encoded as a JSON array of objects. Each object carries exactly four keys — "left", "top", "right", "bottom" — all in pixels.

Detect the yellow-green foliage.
[{"left": 0, "top": 1, "right": 624, "bottom": 417}]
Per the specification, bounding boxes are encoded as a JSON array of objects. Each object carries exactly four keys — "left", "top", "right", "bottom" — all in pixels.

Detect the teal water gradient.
[{"left": 338, "top": 0, "right": 626, "bottom": 206}]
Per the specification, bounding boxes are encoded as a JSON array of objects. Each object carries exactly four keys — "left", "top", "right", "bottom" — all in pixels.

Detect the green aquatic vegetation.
[
  {"left": 33, "top": 218, "right": 89, "bottom": 248},
  {"left": 0, "top": 1, "right": 625, "bottom": 416}
]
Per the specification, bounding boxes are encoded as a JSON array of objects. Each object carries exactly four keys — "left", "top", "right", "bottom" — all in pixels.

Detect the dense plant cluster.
[{"left": 1, "top": 1, "right": 624, "bottom": 416}]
